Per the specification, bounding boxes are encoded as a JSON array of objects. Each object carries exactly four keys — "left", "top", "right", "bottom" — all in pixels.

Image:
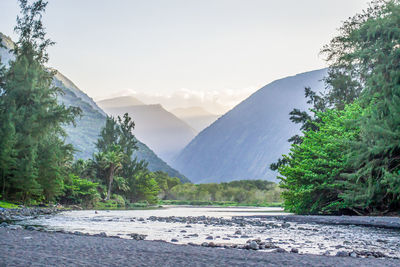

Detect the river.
[{"left": 20, "top": 205, "right": 400, "bottom": 258}]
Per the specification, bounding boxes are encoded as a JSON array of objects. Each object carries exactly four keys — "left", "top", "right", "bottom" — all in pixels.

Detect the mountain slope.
[
  {"left": 170, "top": 107, "right": 220, "bottom": 132},
  {"left": 173, "top": 69, "right": 328, "bottom": 183},
  {"left": 98, "top": 98, "right": 197, "bottom": 164},
  {"left": 0, "top": 33, "right": 188, "bottom": 182}
]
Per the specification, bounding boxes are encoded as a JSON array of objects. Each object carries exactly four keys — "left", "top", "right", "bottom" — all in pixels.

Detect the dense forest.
[{"left": 272, "top": 0, "right": 400, "bottom": 215}]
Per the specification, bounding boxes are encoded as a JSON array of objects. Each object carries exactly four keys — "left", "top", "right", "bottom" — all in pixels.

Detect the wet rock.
[
  {"left": 350, "top": 252, "right": 357, "bottom": 258},
  {"left": 98, "top": 232, "right": 107, "bottom": 237},
  {"left": 201, "top": 242, "right": 208, "bottom": 247},
  {"left": 8, "top": 225, "right": 23, "bottom": 230},
  {"left": 274, "top": 248, "right": 286, "bottom": 253},
  {"left": 249, "top": 241, "right": 259, "bottom": 250},
  {"left": 129, "top": 233, "right": 147, "bottom": 240},
  {"left": 26, "top": 226, "right": 37, "bottom": 231},
  {"left": 290, "top": 248, "right": 299, "bottom": 253},
  {"left": 205, "top": 236, "right": 213, "bottom": 240},
  {"left": 208, "top": 242, "right": 216, "bottom": 247},
  {"left": 234, "top": 230, "right": 242, "bottom": 235},
  {"left": 240, "top": 235, "right": 250, "bottom": 238},
  {"left": 188, "top": 233, "right": 198, "bottom": 237},
  {"left": 180, "top": 230, "right": 187, "bottom": 233},
  {"left": 0, "top": 222, "right": 8, "bottom": 227},
  {"left": 138, "top": 218, "right": 145, "bottom": 221},
  {"left": 171, "top": 239, "right": 178, "bottom": 242},
  {"left": 281, "top": 223, "right": 290, "bottom": 228},
  {"left": 336, "top": 251, "right": 349, "bottom": 257},
  {"left": 185, "top": 225, "right": 192, "bottom": 228},
  {"left": 264, "top": 242, "right": 277, "bottom": 249}
]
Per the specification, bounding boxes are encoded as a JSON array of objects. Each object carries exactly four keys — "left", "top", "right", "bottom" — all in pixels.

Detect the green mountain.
[
  {"left": 173, "top": 69, "right": 328, "bottom": 183},
  {"left": 0, "top": 32, "right": 188, "bottom": 182}
]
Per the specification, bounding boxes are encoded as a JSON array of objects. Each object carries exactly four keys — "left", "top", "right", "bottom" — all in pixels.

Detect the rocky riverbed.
[
  {"left": 5, "top": 206, "right": 400, "bottom": 260},
  {"left": 0, "top": 206, "right": 62, "bottom": 222},
  {"left": 1, "top": 227, "right": 400, "bottom": 267}
]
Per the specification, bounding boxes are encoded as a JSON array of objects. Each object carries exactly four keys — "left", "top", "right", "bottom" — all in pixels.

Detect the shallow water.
[{"left": 21, "top": 206, "right": 400, "bottom": 258}]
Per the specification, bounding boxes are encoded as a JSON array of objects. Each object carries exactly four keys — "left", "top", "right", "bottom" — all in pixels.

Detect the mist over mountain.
[
  {"left": 173, "top": 69, "right": 328, "bottom": 183},
  {"left": 103, "top": 88, "right": 255, "bottom": 115},
  {"left": 0, "top": 33, "right": 188, "bottom": 182},
  {"left": 98, "top": 97, "right": 197, "bottom": 164},
  {"left": 97, "top": 96, "right": 144, "bottom": 108},
  {"left": 170, "top": 107, "right": 220, "bottom": 132}
]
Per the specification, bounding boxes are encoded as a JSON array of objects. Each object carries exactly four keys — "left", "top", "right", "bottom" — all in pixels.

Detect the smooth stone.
[
  {"left": 171, "top": 239, "right": 178, "bottom": 242},
  {"left": 290, "top": 248, "right": 299, "bottom": 253},
  {"left": 205, "top": 236, "right": 213, "bottom": 240},
  {"left": 249, "top": 241, "right": 259, "bottom": 250}
]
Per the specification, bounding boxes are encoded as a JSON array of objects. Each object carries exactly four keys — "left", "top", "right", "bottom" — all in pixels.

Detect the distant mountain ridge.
[
  {"left": 98, "top": 97, "right": 197, "bottom": 164},
  {"left": 170, "top": 106, "right": 220, "bottom": 132},
  {"left": 173, "top": 69, "right": 328, "bottom": 183},
  {"left": 0, "top": 32, "right": 188, "bottom": 182},
  {"left": 97, "top": 96, "right": 144, "bottom": 108}
]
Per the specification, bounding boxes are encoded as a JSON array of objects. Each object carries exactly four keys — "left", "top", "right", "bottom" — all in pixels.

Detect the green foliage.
[
  {"left": 61, "top": 175, "right": 100, "bottom": 208},
  {"left": 126, "top": 171, "right": 159, "bottom": 204},
  {"left": 159, "top": 199, "right": 282, "bottom": 207},
  {"left": 276, "top": 0, "right": 400, "bottom": 215},
  {"left": 278, "top": 104, "right": 362, "bottom": 214},
  {"left": 0, "top": 200, "right": 20, "bottom": 209},
  {"left": 168, "top": 180, "right": 282, "bottom": 205},
  {"left": 0, "top": 0, "right": 80, "bottom": 203}
]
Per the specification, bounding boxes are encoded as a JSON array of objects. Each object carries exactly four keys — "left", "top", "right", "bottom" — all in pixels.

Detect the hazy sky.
[{"left": 0, "top": 0, "right": 370, "bottom": 111}]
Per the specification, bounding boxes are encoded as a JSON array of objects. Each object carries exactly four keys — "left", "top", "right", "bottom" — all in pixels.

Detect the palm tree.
[{"left": 96, "top": 145, "right": 124, "bottom": 200}]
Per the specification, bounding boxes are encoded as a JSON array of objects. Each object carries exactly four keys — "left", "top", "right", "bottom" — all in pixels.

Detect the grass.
[
  {"left": 159, "top": 200, "right": 282, "bottom": 207},
  {"left": 0, "top": 200, "right": 20, "bottom": 209}
]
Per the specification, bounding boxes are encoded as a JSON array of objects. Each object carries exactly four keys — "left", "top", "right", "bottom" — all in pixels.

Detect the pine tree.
[{"left": 0, "top": 0, "right": 80, "bottom": 202}]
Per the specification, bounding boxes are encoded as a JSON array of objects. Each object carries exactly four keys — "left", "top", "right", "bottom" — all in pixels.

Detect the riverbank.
[
  {"left": 248, "top": 215, "right": 400, "bottom": 229},
  {"left": 0, "top": 206, "right": 63, "bottom": 222},
  {"left": 1, "top": 228, "right": 399, "bottom": 267}
]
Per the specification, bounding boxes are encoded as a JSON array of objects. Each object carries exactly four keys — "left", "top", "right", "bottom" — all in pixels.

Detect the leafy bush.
[{"left": 61, "top": 175, "right": 100, "bottom": 208}]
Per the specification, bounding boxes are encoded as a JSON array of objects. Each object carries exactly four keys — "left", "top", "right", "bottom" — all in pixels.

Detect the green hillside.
[{"left": 0, "top": 32, "right": 188, "bottom": 183}]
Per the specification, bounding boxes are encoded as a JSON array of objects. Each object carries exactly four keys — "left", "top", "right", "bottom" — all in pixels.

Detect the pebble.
[
  {"left": 205, "top": 236, "right": 213, "bottom": 240},
  {"left": 291, "top": 248, "right": 299, "bottom": 253}
]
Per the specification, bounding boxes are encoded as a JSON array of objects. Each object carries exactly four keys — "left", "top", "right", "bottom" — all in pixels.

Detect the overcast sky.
[{"left": 0, "top": 0, "right": 370, "bottom": 111}]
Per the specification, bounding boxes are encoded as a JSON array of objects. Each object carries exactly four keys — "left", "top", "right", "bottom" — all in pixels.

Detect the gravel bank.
[
  {"left": 248, "top": 215, "right": 400, "bottom": 229},
  {"left": 1, "top": 228, "right": 399, "bottom": 267}
]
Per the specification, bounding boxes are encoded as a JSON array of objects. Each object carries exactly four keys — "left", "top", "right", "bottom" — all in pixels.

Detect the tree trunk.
[{"left": 105, "top": 164, "right": 115, "bottom": 200}]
